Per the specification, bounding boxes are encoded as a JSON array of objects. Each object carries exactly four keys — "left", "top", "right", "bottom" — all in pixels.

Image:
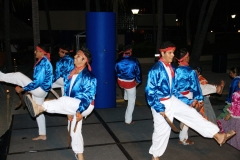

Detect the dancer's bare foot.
[
  {"left": 216, "top": 80, "right": 225, "bottom": 95},
  {"left": 32, "top": 135, "right": 47, "bottom": 140},
  {"left": 214, "top": 130, "right": 236, "bottom": 146}
]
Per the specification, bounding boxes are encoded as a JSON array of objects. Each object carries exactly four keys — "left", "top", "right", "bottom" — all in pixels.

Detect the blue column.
[{"left": 86, "top": 12, "right": 116, "bottom": 108}]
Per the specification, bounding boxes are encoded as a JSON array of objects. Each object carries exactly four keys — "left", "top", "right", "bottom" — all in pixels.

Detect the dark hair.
[
  {"left": 59, "top": 44, "right": 72, "bottom": 54},
  {"left": 194, "top": 66, "right": 202, "bottom": 74},
  {"left": 159, "top": 41, "right": 175, "bottom": 51},
  {"left": 37, "top": 44, "right": 50, "bottom": 53},
  {"left": 122, "top": 45, "right": 132, "bottom": 52},
  {"left": 175, "top": 48, "right": 188, "bottom": 60},
  {"left": 230, "top": 67, "right": 239, "bottom": 75},
  {"left": 80, "top": 46, "right": 92, "bottom": 63}
]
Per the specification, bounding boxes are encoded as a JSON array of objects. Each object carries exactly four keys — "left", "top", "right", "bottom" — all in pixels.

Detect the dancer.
[
  {"left": 0, "top": 44, "right": 53, "bottom": 140},
  {"left": 52, "top": 44, "right": 74, "bottom": 96},
  {"left": 115, "top": 45, "right": 142, "bottom": 124},
  {"left": 174, "top": 48, "right": 204, "bottom": 145},
  {"left": 145, "top": 41, "right": 236, "bottom": 160},
  {"left": 24, "top": 47, "right": 97, "bottom": 160}
]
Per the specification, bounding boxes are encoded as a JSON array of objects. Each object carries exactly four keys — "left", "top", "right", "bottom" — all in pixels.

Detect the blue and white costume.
[
  {"left": 175, "top": 65, "right": 203, "bottom": 143},
  {"left": 42, "top": 67, "right": 97, "bottom": 154},
  {"left": 52, "top": 55, "right": 74, "bottom": 96},
  {"left": 115, "top": 55, "right": 141, "bottom": 123},
  {"left": 0, "top": 56, "right": 53, "bottom": 136},
  {"left": 226, "top": 76, "right": 240, "bottom": 103},
  {"left": 145, "top": 61, "right": 219, "bottom": 157},
  {"left": 175, "top": 65, "right": 203, "bottom": 101}
]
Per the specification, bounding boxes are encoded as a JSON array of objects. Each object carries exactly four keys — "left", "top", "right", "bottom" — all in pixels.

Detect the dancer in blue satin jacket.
[
  {"left": 174, "top": 48, "right": 204, "bottom": 146},
  {"left": 146, "top": 41, "right": 236, "bottom": 160},
  {"left": 24, "top": 47, "right": 97, "bottom": 160},
  {"left": 0, "top": 44, "right": 53, "bottom": 141},
  {"left": 146, "top": 56, "right": 193, "bottom": 113},
  {"left": 52, "top": 44, "right": 74, "bottom": 96},
  {"left": 115, "top": 45, "right": 142, "bottom": 124},
  {"left": 24, "top": 55, "right": 53, "bottom": 92}
]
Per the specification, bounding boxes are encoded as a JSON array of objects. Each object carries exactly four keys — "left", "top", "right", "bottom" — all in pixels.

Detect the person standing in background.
[{"left": 115, "top": 45, "right": 142, "bottom": 124}]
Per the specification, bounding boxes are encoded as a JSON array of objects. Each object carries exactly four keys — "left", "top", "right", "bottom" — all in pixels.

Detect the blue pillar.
[{"left": 86, "top": 12, "right": 116, "bottom": 109}]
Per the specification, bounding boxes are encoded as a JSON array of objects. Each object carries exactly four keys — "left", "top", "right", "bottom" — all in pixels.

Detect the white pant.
[
  {"left": 149, "top": 95, "right": 219, "bottom": 157},
  {"left": 179, "top": 92, "right": 193, "bottom": 141},
  {"left": 52, "top": 77, "right": 64, "bottom": 96},
  {"left": 200, "top": 84, "right": 216, "bottom": 96},
  {"left": 42, "top": 96, "right": 94, "bottom": 154},
  {"left": 124, "top": 87, "right": 136, "bottom": 123},
  {"left": 0, "top": 72, "right": 47, "bottom": 135}
]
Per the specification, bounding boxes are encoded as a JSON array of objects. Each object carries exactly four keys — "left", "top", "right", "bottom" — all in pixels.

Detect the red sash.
[
  {"left": 160, "top": 97, "right": 170, "bottom": 101},
  {"left": 117, "top": 79, "right": 136, "bottom": 89},
  {"left": 180, "top": 90, "right": 190, "bottom": 95}
]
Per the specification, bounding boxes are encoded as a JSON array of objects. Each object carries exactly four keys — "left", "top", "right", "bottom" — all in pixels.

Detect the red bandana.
[
  {"left": 159, "top": 47, "right": 176, "bottom": 53},
  {"left": 68, "top": 66, "right": 84, "bottom": 80},
  {"left": 36, "top": 46, "right": 51, "bottom": 61},
  {"left": 33, "top": 46, "right": 51, "bottom": 68},
  {"left": 159, "top": 58, "right": 174, "bottom": 78},
  {"left": 175, "top": 52, "right": 189, "bottom": 66}
]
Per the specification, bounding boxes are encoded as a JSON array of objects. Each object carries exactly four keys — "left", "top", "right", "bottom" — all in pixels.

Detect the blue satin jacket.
[
  {"left": 64, "top": 67, "right": 97, "bottom": 113},
  {"left": 226, "top": 76, "right": 240, "bottom": 103},
  {"left": 174, "top": 66, "right": 203, "bottom": 102},
  {"left": 115, "top": 56, "right": 142, "bottom": 83},
  {"left": 145, "top": 61, "right": 193, "bottom": 113},
  {"left": 53, "top": 55, "right": 74, "bottom": 83},
  {"left": 23, "top": 56, "right": 53, "bottom": 92}
]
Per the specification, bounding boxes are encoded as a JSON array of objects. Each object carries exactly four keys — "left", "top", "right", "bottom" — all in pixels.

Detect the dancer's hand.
[
  {"left": 190, "top": 99, "right": 197, "bottom": 107},
  {"left": 76, "top": 112, "right": 83, "bottom": 122},
  {"left": 198, "top": 101, "right": 204, "bottom": 107},
  {"left": 15, "top": 86, "right": 23, "bottom": 93},
  {"left": 67, "top": 115, "right": 74, "bottom": 121}
]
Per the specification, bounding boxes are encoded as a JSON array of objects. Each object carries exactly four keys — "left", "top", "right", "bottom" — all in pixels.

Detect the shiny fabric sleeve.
[
  {"left": 145, "top": 68, "right": 165, "bottom": 112},
  {"left": 66, "top": 68, "right": 97, "bottom": 113},
  {"left": 23, "top": 57, "right": 53, "bottom": 92},
  {"left": 172, "top": 75, "right": 194, "bottom": 105},
  {"left": 115, "top": 56, "right": 142, "bottom": 83},
  {"left": 76, "top": 72, "right": 97, "bottom": 113},
  {"left": 226, "top": 77, "right": 240, "bottom": 103},
  {"left": 145, "top": 62, "right": 175, "bottom": 113},
  {"left": 188, "top": 70, "right": 203, "bottom": 101},
  {"left": 134, "top": 58, "right": 142, "bottom": 83},
  {"left": 53, "top": 56, "right": 74, "bottom": 82},
  {"left": 172, "top": 86, "right": 194, "bottom": 105},
  {"left": 174, "top": 66, "right": 203, "bottom": 102}
]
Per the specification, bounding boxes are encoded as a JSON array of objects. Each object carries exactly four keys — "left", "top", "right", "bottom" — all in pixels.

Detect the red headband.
[
  {"left": 175, "top": 52, "right": 189, "bottom": 62},
  {"left": 36, "top": 46, "right": 51, "bottom": 61},
  {"left": 159, "top": 47, "right": 176, "bottom": 53}
]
